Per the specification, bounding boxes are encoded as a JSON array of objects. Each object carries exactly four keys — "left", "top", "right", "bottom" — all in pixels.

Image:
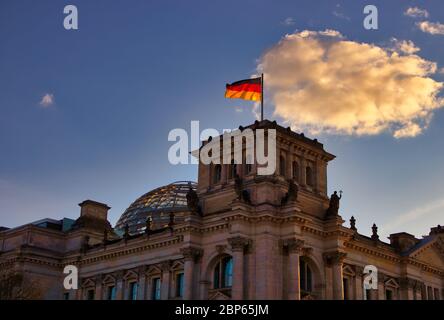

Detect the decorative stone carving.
[
  {"left": 228, "top": 236, "right": 251, "bottom": 252},
  {"left": 160, "top": 260, "right": 172, "bottom": 272},
  {"left": 216, "top": 245, "right": 227, "bottom": 254},
  {"left": 326, "top": 190, "right": 342, "bottom": 217},
  {"left": 282, "top": 238, "right": 305, "bottom": 254},
  {"left": 281, "top": 179, "right": 298, "bottom": 205},
  {"left": 371, "top": 223, "right": 379, "bottom": 241},
  {"left": 180, "top": 247, "right": 203, "bottom": 261},
  {"left": 323, "top": 251, "right": 347, "bottom": 266},
  {"left": 399, "top": 277, "right": 417, "bottom": 289},
  {"left": 234, "top": 173, "right": 251, "bottom": 204},
  {"left": 186, "top": 185, "right": 201, "bottom": 215},
  {"left": 350, "top": 216, "right": 357, "bottom": 231}
]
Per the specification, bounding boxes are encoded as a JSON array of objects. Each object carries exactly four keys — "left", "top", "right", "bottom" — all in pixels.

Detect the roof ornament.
[
  {"left": 350, "top": 216, "right": 357, "bottom": 231},
  {"left": 326, "top": 190, "right": 342, "bottom": 218},
  {"left": 371, "top": 223, "right": 379, "bottom": 241}
]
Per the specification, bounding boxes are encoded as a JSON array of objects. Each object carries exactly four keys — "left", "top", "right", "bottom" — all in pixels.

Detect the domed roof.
[{"left": 115, "top": 181, "right": 196, "bottom": 234}]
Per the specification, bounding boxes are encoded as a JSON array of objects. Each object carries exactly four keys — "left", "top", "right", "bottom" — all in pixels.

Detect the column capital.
[
  {"left": 160, "top": 260, "right": 172, "bottom": 272},
  {"left": 180, "top": 247, "right": 203, "bottom": 261},
  {"left": 323, "top": 250, "right": 347, "bottom": 266},
  {"left": 282, "top": 238, "right": 305, "bottom": 254},
  {"left": 399, "top": 277, "right": 418, "bottom": 289},
  {"left": 228, "top": 236, "right": 251, "bottom": 252}
]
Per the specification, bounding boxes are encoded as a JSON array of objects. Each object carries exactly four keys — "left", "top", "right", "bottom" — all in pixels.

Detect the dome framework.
[{"left": 115, "top": 181, "right": 196, "bottom": 234}]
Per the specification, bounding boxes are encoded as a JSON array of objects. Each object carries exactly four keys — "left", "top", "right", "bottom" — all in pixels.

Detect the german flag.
[{"left": 225, "top": 77, "right": 262, "bottom": 102}]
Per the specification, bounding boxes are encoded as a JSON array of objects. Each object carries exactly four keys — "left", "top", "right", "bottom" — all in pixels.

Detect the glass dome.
[{"left": 115, "top": 181, "right": 197, "bottom": 235}]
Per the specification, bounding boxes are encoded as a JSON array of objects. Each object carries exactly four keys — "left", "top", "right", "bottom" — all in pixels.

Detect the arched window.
[
  {"left": 306, "top": 166, "right": 313, "bottom": 187},
  {"left": 300, "top": 259, "right": 313, "bottom": 294},
  {"left": 292, "top": 161, "right": 299, "bottom": 182},
  {"left": 228, "top": 160, "right": 236, "bottom": 179},
  {"left": 213, "top": 256, "right": 233, "bottom": 289},
  {"left": 280, "top": 156, "right": 286, "bottom": 177},
  {"left": 245, "top": 154, "right": 253, "bottom": 175},
  {"left": 213, "top": 164, "right": 222, "bottom": 184}
]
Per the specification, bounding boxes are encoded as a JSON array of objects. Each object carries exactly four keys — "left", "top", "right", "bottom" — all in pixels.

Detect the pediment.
[
  {"left": 102, "top": 274, "right": 116, "bottom": 284},
  {"left": 146, "top": 265, "right": 162, "bottom": 275},
  {"left": 342, "top": 264, "right": 356, "bottom": 276},
  {"left": 410, "top": 237, "right": 444, "bottom": 269},
  {"left": 208, "top": 291, "right": 231, "bottom": 300},
  {"left": 171, "top": 260, "right": 184, "bottom": 271},
  {"left": 384, "top": 278, "right": 399, "bottom": 288},
  {"left": 123, "top": 270, "right": 139, "bottom": 281},
  {"left": 82, "top": 278, "right": 95, "bottom": 288}
]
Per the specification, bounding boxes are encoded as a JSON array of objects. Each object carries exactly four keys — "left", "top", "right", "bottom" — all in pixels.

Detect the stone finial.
[
  {"left": 371, "top": 223, "right": 379, "bottom": 241},
  {"left": 350, "top": 216, "right": 357, "bottom": 231}
]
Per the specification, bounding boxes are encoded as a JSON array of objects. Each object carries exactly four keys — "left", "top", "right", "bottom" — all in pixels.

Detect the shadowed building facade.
[{"left": 1, "top": 120, "right": 443, "bottom": 300}]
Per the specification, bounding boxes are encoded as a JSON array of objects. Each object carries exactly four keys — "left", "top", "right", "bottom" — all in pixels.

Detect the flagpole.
[{"left": 261, "top": 73, "right": 264, "bottom": 121}]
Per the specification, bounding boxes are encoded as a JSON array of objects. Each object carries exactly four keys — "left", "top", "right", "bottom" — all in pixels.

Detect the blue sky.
[{"left": 1, "top": 0, "right": 444, "bottom": 240}]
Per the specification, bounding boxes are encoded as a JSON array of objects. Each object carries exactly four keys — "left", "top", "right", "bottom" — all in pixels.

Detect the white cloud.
[
  {"left": 380, "top": 197, "right": 444, "bottom": 236},
  {"left": 282, "top": 17, "right": 295, "bottom": 26},
  {"left": 39, "top": 93, "right": 55, "bottom": 108},
  {"left": 417, "top": 21, "right": 444, "bottom": 35},
  {"left": 257, "top": 30, "right": 444, "bottom": 138},
  {"left": 332, "top": 4, "right": 350, "bottom": 21},
  {"left": 390, "top": 38, "right": 420, "bottom": 54},
  {"left": 404, "top": 7, "right": 429, "bottom": 18}
]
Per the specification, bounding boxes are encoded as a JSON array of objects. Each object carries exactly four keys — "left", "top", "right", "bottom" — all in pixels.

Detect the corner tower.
[{"left": 196, "top": 120, "right": 335, "bottom": 219}]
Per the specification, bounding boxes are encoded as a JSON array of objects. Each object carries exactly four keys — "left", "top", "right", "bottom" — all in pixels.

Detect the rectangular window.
[
  {"left": 434, "top": 288, "right": 440, "bottom": 300},
  {"left": 386, "top": 289, "right": 393, "bottom": 300},
  {"left": 63, "top": 292, "right": 70, "bottom": 300},
  {"left": 107, "top": 286, "right": 116, "bottom": 300},
  {"left": 152, "top": 278, "right": 161, "bottom": 300},
  {"left": 87, "top": 289, "right": 95, "bottom": 300},
  {"left": 427, "top": 286, "right": 433, "bottom": 300},
  {"left": 129, "top": 282, "right": 138, "bottom": 300},
  {"left": 365, "top": 289, "right": 372, "bottom": 300},
  {"left": 176, "top": 273, "right": 184, "bottom": 297},
  {"left": 343, "top": 278, "right": 349, "bottom": 300}
]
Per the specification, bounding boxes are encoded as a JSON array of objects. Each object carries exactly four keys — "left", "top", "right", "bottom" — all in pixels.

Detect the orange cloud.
[{"left": 258, "top": 30, "right": 443, "bottom": 138}]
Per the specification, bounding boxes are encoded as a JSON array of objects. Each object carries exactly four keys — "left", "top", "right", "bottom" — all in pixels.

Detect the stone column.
[
  {"left": 300, "top": 157, "right": 306, "bottom": 186},
  {"left": 161, "top": 261, "right": 171, "bottom": 300},
  {"left": 95, "top": 275, "right": 103, "bottom": 300},
  {"left": 115, "top": 272, "right": 124, "bottom": 300},
  {"left": 228, "top": 236, "right": 251, "bottom": 300},
  {"left": 138, "top": 266, "right": 146, "bottom": 300},
  {"left": 283, "top": 238, "right": 304, "bottom": 300},
  {"left": 399, "top": 277, "right": 415, "bottom": 300},
  {"left": 181, "top": 247, "right": 203, "bottom": 300},
  {"left": 323, "top": 251, "right": 346, "bottom": 300},
  {"left": 377, "top": 274, "right": 385, "bottom": 300},
  {"left": 354, "top": 266, "right": 364, "bottom": 300}
]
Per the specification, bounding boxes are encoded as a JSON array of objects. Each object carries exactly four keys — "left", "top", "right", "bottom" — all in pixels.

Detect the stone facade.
[{"left": 0, "top": 120, "right": 443, "bottom": 300}]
